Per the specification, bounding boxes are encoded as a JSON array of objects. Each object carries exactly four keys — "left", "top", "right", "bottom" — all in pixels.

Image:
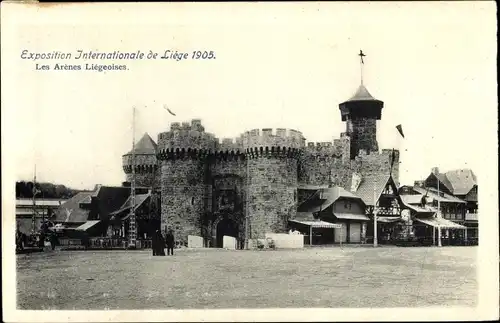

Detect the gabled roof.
[
  {"left": 125, "top": 133, "right": 157, "bottom": 155},
  {"left": 54, "top": 185, "right": 144, "bottom": 223},
  {"left": 93, "top": 186, "right": 134, "bottom": 221},
  {"left": 297, "top": 186, "right": 365, "bottom": 213},
  {"left": 54, "top": 192, "right": 93, "bottom": 223},
  {"left": 426, "top": 169, "right": 477, "bottom": 196},
  {"left": 444, "top": 169, "right": 477, "bottom": 195},
  {"left": 109, "top": 193, "right": 151, "bottom": 217},
  {"left": 351, "top": 174, "right": 392, "bottom": 206}
]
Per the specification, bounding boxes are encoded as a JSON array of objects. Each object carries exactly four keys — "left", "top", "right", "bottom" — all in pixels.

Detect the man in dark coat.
[
  {"left": 152, "top": 230, "right": 159, "bottom": 256},
  {"left": 158, "top": 231, "right": 166, "bottom": 256},
  {"left": 165, "top": 230, "right": 175, "bottom": 256}
]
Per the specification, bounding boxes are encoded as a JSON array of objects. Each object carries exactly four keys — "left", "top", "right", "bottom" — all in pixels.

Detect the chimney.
[{"left": 431, "top": 167, "right": 440, "bottom": 175}]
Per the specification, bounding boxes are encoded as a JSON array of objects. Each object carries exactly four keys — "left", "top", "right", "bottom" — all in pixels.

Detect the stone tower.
[
  {"left": 156, "top": 120, "right": 217, "bottom": 245},
  {"left": 339, "top": 84, "right": 383, "bottom": 158},
  {"left": 122, "top": 133, "right": 158, "bottom": 188},
  {"left": 243, "top": 128, "right": 305, "bottom": 239}
]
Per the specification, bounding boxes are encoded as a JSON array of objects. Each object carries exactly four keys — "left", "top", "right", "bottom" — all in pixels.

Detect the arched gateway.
[{"left": 215, "top": 218, "right": 239, "bottom": 248}]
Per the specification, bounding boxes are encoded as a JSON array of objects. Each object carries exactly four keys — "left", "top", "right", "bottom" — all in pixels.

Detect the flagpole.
[
  {"left": 32, "top": 164, "right": 37, "bottom": 233},
  {"left": 128, "top": 106, "right": 137, "bottom": 249},
  {"left": 437, "top": 175, "right": 442, "bottom": 247}
]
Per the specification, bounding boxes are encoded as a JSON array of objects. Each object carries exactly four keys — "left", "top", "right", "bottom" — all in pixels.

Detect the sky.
[{"left": 2, "top": 2, "right": 497, "bottom": 190}]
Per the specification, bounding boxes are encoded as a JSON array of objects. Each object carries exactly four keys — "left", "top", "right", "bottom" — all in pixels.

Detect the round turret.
[
  {"left": 156, "top": 119, "right": 218, "bottom": 245},
  {"left": 122, "top": 133, "right": 158, "bottom": 188},
  {"left": 339, "top": 84, "right": 384, "bottom": 158},
  {"left": 242, "top": 128, "right": 305, "bottom": 240}
]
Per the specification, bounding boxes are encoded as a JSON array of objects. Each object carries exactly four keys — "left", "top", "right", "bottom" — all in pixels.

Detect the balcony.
[{"left": 465, "top": 212, "right": 478, "bottom": 221}]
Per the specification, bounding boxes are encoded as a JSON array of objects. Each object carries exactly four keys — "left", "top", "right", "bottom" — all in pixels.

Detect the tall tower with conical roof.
[
  {"left": 122, "top": 133, "right": 159, "bottom": 188},
  {"left": 339, "top": 52, "right": 383, "bottom": 159}
]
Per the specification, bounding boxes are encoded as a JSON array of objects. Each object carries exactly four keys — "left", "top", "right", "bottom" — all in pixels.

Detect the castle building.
[{"left": 122, "top": 80, "right": 401, "bottom": 248}]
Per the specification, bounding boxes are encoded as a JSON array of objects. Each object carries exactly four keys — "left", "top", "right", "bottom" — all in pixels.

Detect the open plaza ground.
[{"left": 16, "top": 246, "right": 477, "bottom": 309}]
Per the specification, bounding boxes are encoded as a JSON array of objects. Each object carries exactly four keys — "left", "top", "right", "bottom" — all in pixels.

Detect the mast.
[
  {"left": 437, "top": 174, "right": 442, "bottom": 247},
  {"left": 128, "top": 106, "right": 137, "bottom": 248},
  {"left": 32, "top": 165, "right": 37, "bottom": 233}
]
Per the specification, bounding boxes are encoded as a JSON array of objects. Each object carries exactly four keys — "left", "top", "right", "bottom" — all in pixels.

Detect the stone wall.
[
  {"left": 157, "top": 119, "right": 218, "bottom": 152},
  {"left": 241, "top": 128, "right": 305, "bottom": 149},
  {"left": 125, "top": 170, "right": 158, "bottom": 188},
  {"left": 298, "top": 135, "right": 351, "bottom": 188},
  {"left": 242, "top": 128, "right": 302, "bottom": 239},
  {"left": 160, "top": 159, "right": 206, "bottom": 244},
  {"left": 346, "top": 117, "right": 378, "bottom": 157},
  {"left": 156, "top": 119, "right": 218, "bottom": 245},
  {"left": 352, "top": 149, "right": 400, "bottom": 185},
  {"left": 246, "top": 157, "right": 298, "bottom": 239},
  {"left": 122, "top": 154, "right": 158, "bottom": 188}
]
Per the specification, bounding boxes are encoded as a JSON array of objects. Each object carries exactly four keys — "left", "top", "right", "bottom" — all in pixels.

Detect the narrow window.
[{"left": 191, "top": 197, "right": 195, "bottom": 205}]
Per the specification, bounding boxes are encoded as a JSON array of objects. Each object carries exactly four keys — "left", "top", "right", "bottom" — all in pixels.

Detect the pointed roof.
[
  {"left": 346, "top": 84, "right": 381, "bottom": 102},
  {"left": 350, "top": 174, "right": 392, "bottom": 206},
  {"left": 126, "top": 133, "right": 157, "bottom": 155}
]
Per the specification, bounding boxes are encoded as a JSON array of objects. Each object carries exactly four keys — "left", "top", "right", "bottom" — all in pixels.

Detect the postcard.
[{"left": 1, "top": 1, "right": 498, "bottom": 322}]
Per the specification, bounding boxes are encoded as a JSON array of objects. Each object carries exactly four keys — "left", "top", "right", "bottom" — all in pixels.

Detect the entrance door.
[
  {"left": 334, "top": 223, "right": 347, "bottom": 243},
  {"left": 349, "top": 223, "right": 361, "bottom": 243},
  {"left": 216, "top": 219, "right": 239, "bottom": 248}
]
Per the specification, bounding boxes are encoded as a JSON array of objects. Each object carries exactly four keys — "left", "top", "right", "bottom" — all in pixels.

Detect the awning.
[
  {"left": 334, "top": 213, "right": 370, "bottom": 221},
  {"left": 75, "top": 220, "right": 101, "bottom": 231},
  {"left": 415, "top": 217, "right": 466, "bottom": 229},
  {"left": 289, "top": 219, "right": 343, "bottom": 229},
  {"left": 377, "top": 216, "right": 403, "bottom": 223}
]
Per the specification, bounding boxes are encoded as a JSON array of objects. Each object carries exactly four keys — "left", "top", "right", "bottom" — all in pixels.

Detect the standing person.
[
  {"left": 158, "top": 231, "right": 166, "bottom": 256},
  {"left": 50, "top": 232, "right": 57, "bottom": 251},
  {"left": 165, "top": 229, "right": 175, "bottom": 256},
  {"left": 152, "top": 230, "right": 159, "bottom": 256}
]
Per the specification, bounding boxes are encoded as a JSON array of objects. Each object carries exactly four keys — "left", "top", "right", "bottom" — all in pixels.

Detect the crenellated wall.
[
  {"left": 241, "top": 128, "right": 305, "bottom": 150},
  {"left": 298, "top": 135, "right": 351, "bottom": 187},
  {"left": 157, "top": 119, "right": 218, "bottom": 153},
  {"left": 156, "top": 119, "right": 218, "bottom": 245},
  {"left": 243, "top": 128, "right": 302, "bottom": 239},
  {"left": 122, "top": 154, "right": 158, "bottom": 188}
]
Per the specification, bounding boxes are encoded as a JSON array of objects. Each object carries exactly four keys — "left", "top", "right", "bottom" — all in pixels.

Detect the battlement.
[
  {"left": 122, "top": 154, "right": 157, "bottom": 167},
  {"left": 302, "top": 136, "right": 349, "bottom": 158},
  {"left": 241, "top": 128, "right": 305, "bottom": 150},
  {"left": 157, "top": 120, "right": 217, "bottom": 159},
  {"left": 169, "top": 119, "right": 205, "bottom": 132},
  {"left": 215, "top": 136, "right": 244, "bottom": 153},
  {"left": 355, "top": 148, "right": 400, "bottom": 160}
]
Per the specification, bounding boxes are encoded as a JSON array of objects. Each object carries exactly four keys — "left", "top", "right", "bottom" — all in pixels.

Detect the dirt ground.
[{"left": 16, "top": 246, "right": 477, "bottom": 309}]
